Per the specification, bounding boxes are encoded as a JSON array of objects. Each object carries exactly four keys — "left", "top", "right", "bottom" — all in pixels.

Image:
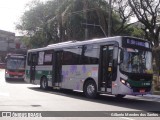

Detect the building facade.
[{"left": 0, "top": 30, "right": 27, "bottom": 62}]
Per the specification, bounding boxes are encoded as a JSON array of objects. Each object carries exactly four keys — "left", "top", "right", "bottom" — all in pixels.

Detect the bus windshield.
[
  {"left": 6, "top": 58, "right": 25, "bottom": 70},
  {"left": 120, "top": 48, "right": 152, "bottom": 74}
]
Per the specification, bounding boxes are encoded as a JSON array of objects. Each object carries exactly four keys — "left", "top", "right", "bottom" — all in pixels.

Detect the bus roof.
[
  {"left": 27, "top": 36, "right": 149, "bottom": 52},
  {"left": 28, "top": 36, "right": 121, "bottom": 52}
]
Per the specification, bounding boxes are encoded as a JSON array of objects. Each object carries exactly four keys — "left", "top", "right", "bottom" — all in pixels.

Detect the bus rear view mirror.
[
  {"left": 120, "top": 51, "right": 124, "bottom": 63},
  {"left": 120, "top": 49, "right": 124, "bottom": 64}
]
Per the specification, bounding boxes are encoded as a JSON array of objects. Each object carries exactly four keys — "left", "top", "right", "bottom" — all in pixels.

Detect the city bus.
[
  {"left": 25, "top": 36, "right": 153, "bottom": 98},
  {"left": 5, "top": 54, "right": 26, "bottom": 80}
]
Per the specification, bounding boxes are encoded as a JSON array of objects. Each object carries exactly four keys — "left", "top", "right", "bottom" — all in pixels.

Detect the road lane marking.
[
  {"left": 0, "top": 92, "right": 10, "bottom": 97},
  {"left": 120, "top": 117, "right": 135, "bottom": 120}
]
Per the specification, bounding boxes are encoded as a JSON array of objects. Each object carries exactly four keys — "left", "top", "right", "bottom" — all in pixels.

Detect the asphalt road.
[{"left": 0, "top": 69, "right": 160, "bottom": 120}]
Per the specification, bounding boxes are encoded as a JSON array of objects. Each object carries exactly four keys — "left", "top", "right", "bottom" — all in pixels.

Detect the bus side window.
[
  {"left": 82, "top": 45, "right": 99, "bottom": 64},
  {"left": 27, "top": 53, "right": 32, "bottom": 66},
  {"left": 63, "top": 46, "right": 82, "bottom": 65},
  {"left": 63, "top": 52, "right": 73, "bottom": 65},
  {"left": 44, "top": 50, "right": 53, "bottom": 65},
  {"left": 32, "top": 53, "right": 38, "bottom": 65},
  {"left": 27, "top": 53, "right": 38, "bottom": 66},
  {"left": 38, "top": 52, "right": 44, "bottom": 65}
]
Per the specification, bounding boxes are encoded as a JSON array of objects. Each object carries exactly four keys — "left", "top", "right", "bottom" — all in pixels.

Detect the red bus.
[{"left": 5, "top": 54, "right": 26, "bottom": 80}]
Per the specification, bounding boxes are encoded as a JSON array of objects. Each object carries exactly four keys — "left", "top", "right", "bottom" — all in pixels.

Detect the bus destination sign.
[{"left": 123, "top": 38, "right": 150, "bottom": 49}]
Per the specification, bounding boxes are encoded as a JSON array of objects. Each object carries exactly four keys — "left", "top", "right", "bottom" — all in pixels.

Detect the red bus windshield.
[{"left": 6, "top": 58, "right": 25, "bottom": 70}]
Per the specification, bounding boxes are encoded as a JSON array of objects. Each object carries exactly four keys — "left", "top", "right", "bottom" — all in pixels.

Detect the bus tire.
[
  {"left": 115, "top": 94, "right": 126, "bottom": 98},
  {"left": 40, "top": 77, "right": 48, "bottom": 90},
  {"left": 84, "top": 80, "right": 97, "bottom": 99}
]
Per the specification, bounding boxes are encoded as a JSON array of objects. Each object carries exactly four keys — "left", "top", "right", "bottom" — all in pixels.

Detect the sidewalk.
[
  {"left": 139, "top": 91, "right": 160, "bottom": 100},
  {"left": 142, "top": 94, "right": 160, "bottom": 100},
  {"left": 134, "top": 91, "right": 160, "bottom": 100},
  {"left": 153, "top": 91, "right": 160, "bottom": 95}
]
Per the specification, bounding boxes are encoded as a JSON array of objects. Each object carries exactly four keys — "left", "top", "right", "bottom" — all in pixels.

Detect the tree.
[
  {"left": 112, "top": 0, "right": 135, "bottom": 35},
  {"left": 60, "top": 0, "right": 134, "bottom": 39},
  {"left": 128, "top": 0, "right": 160, "bottom": 84},
  {"left": 128, "top": 0, "right": 160, "bottom": 47},
  {"left": 16, "top": 0, "right": 59, "bottom": 47},
  {"left": 17, "top": 0, "right": 141, "bottom": 48},
  {"left": 55, "top": 0, "right": 109, "bottom": 40}
]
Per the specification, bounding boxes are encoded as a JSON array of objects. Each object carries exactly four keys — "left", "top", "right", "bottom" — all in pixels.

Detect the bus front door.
[
  {"left": 53, "top": 51, "right": 63, "bottom": 87},
  {"left": 30, "top": 53, "right": 37, "bottom": 83},
  {"left": 99, "top": 45, "right": 114, "bottom": 93}
]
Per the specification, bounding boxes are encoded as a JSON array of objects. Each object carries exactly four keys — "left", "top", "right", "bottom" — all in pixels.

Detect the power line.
[{"left": 81, "top": 23, "right": 107, "bottom": 37}]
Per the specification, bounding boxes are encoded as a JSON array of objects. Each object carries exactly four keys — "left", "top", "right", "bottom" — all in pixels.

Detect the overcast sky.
[
  {"left": 0, "top": 0, "right": 137, "bottom": 36},
  {"left": 0, "top": 0, "right": 46, "bottom": 36}
]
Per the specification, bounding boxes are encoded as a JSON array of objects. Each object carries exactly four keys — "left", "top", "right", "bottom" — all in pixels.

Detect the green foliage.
[
  {"left": 131, "top": 27, "right": 145, "bottom": 38},
  {"left": 21, "top": 36, "right": 31, "bottom": 48},
  {"left": 17, "top": 0, "right": 59, "bottom": 48},
  {"left": 17, "top": 0, "right": 139, "bottom": 48}
]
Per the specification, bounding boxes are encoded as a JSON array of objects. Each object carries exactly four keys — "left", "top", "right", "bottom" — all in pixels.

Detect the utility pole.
[
  {"left": 57, "top": 0, "right": 63, "bottom": 42},
  {"left": 83, "top": 0, "right": 88, "bottom": 40},
  {"left": 108, "top": 0, "right": 112, "bottom": 37}
]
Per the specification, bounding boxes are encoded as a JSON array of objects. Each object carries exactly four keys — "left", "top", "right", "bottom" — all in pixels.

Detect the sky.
[
  {"left": 0, "top": 0, "right": 137, "bottom": 36},
  {"left": 0, "top": 0, "right": 46, "bottom": 36}
]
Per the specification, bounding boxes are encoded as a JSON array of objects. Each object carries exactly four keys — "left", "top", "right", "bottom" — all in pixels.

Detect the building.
[
  {"left": 0, "top": 30, "right": 27, "bottom": 62},
  {"left": 0, "top": 30, "right": 15, "bottom": 51}
]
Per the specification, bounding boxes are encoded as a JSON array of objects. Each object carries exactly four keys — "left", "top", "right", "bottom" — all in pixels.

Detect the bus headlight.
[
  {"left": 5, "top": 71, "right": 9, "bottom": 77},
  {"left": 120, "top": 79, "right": 126, "bottom": 84},
  {"left": 120, "top": 78, "right": 130, "bottom": 88},
  {"left": 5, "top": 71, "right": 9, "bottom": 75},
  {"left": 126, "top": 82, "right": 130, "bottom": 88}
]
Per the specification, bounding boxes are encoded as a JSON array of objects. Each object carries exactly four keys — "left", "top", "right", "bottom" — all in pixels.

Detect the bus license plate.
[
  {"left": 140, "top": 89, "right": 145, "bottom": 93},
  {"left": 14, "top": 76, "right": 18, "bottom": 78}
]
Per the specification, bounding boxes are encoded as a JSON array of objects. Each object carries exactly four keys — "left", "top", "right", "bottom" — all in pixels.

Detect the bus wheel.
[
  {"left": 115, "top": 94, "right": 126, "bottom": 98},
  {"left": 84, "top": 80, "right": 97, "bottom": 98},
  {"left": 40, "top": 77, "right": 48, "bottom": 90}
]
